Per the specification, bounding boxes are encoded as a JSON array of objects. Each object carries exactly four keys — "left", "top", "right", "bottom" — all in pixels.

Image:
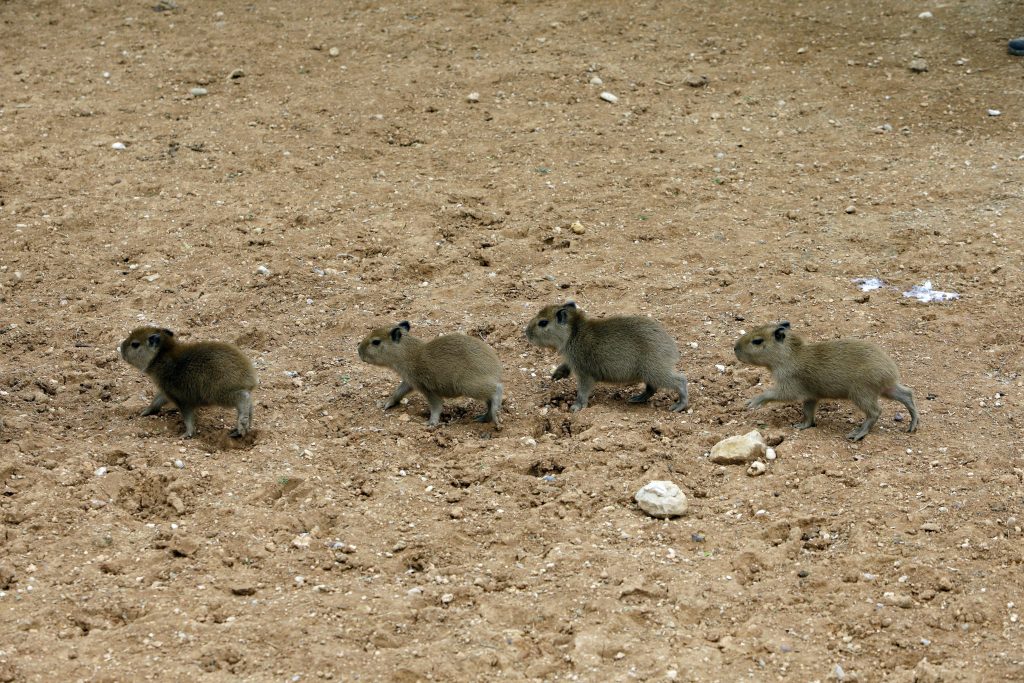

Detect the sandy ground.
[{"left": 1, "top": 0, "right": 1023, "bottom": 681}]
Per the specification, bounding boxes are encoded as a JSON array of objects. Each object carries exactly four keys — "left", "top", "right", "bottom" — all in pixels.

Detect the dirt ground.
[{"left": 1, "top": 0, "right": 1023, "bottom": 680}]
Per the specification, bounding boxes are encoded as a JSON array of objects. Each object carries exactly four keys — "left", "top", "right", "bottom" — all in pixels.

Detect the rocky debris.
[
  {"left": 634, "top": 480, "right": 688, "bottom": 518},
  {"left": 710, "top": 430, "right": 766, "bottom": 465},
  {"left": 684, "top": 73, "right": 709, "bottom": 87},
  {"left": 908, "top": 59, "right": 928, "bottom": 73},
  {"left": 0, "top": 561, "right": 16, "bottom": 589},
  {"left": 599, "top": 91, "right": 618, "bottom": 103},
  {"left": 229, "top": 582, "right": 257, "bottom": 596},
  {"left": 746, "top": 460, "right": 767, "bottom": 476}
]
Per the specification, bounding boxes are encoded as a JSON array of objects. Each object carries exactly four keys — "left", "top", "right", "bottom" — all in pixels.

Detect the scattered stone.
[
  {"left": 228, "top": 68, "right": 245, "bottom": 80},
  {"left": 230, "top": 583, "right": 257, "bottom": 596},
  {"left": 882, "top": 592, "right": 914, "bottom": 608},
  {"left": 449, "top": 506, "right": 464, "bottom": 519},
  {"left": 111, "top": 142, "right": 126, "bottom": 150},
  {"left": 599, "top": 91, "right": 618, "bottom": 104},
  {"left": 292, "top": 533, "right": 312, "bottom": 549},
  {"left": 691, "top": 533, "right": 705, "bottom": 543},
  {"left": 256, "top": 265, "right": 271, "bottom": 276},
  {"left": 466, "top": 92, "right": 480, "bottom": 103},
  {"left": 987, "top": 109, "right": 1001, "bottom": 117},
  {"left": 440, "top": 593, "right": 454, "bottom": 604},
  {"left": 920, "top": 522, "right": 941, "bottom": 532},
  {"left": 684, "top": 73, "right": 708, "bottom": 88},
  {"left": 746, "top": 460, "right": 767, "bottom": 477},
  {"left": 918, "top": 11, "right": 933, "bottom": 19},
  {"left": 189, "top": 87, "right": 209, "bottom": 97},
  {"left": 328, "top": 47, "right": 340, "bottom": 57},
  {"left": 589, "top": 76, "right": 603, "bottom": 86},
  {"left": 94, "top": 466, "right": 108, "bottom": 477},
  {"left": 634, "top": 480, "right": 688, "bottom": 518},
  {"left": 797, "top": 569, "right": 809, "bottom": 578},
  {"left": 908, "top": 59, "right": 929, "bottom": 73},
  {"left": 173, "top": 459, "right": 185, "bottom": 469},
  {"left": 710, "top": 430, "right": 766, "bottom": 465},
  {"left": 844, "top": 205, "right": 857, "bottom": 214},
  {"left": 570, "top": 221, "right": 585, "bottom": 235},
  {"left": 765, "top": 447, "right": 777, "bottom": 461}
]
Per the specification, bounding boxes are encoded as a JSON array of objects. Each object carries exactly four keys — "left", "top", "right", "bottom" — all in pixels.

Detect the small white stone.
[
  {"left": 520, "top": 437, "right": 537, "bottom": 447},
  {"left": 94, "top": 466, "right": 108, "bottom": 477},
  {"left": 440, "top": 593, "right": 454, "bottom": 604},
  {"left": 328, "top": 47, "right": 340, "bottom": 57},
  {"left": 173, "top": 459, "right": 185, "bottom": 469},
  {"left": 189, "top": 87, "right": 208, "bottom": 97},
  {"left": 765, "top": 447, "right": 777, "bottom": 461},
  {"left": 715, "top": 364, "right": 726, "bottom": 373},
  {"left": 710, "top": 430, "right": 767, "bottom": 465},
  {"left": 589, "top": 76, "right": 603, "bottom": 86},
  {"left": 256, "top": 265, "right": 271, "bottom": 276},
  {"left": 746, "top": 460, "right": 767, "bottom": 476},
  {"left": 466, "top": 91, "right": 480, "bottom": 103},
  {"left": 599, "top": 91, "right": 618, "bottom": 103},
  {"left": 144, "top": 273, "right": 160, "bottom": 282},
  {"left": 291, "top": 533, "right": 312, "bottom": 549},
  {"left": 918, "top": 11, "right": 933, "bottom": 19},
  {"left": 988, "top": 109, "right": 1001, "bottom": 117},
  {"left": 111, "top": 142, "right": 126, "bottom": 150},
  {"left": 634, "top": 480, "right": 688, "bottom": 518}
]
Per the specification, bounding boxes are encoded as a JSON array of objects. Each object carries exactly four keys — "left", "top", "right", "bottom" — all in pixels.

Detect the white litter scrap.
[
  {"left": 902, "top": 280, "right": 959, "bottom": 302},
  {"left": 852, "top": 277, "right": 885, "bottom": 292}
]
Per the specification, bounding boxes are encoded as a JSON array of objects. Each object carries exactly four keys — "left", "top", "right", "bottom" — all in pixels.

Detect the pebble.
[
  {"left": 228, "top": 68, "right": 245, "bottom": 80},
  {"left": 683, "top": 74, "right": 708, "bottom": 88},
  {"left": 94, "top": 466, "right": 108, "bottom": 477},
  {"left": 765, "top": 447, "right": 777, "bottom": 461},
  {"left": 691, "top": 533, "right": 705, "bottom": 543},
  {"left": 189, "top": 87, "right": 208, "bottom": 97},
  {"left": 920, "top": 522, "right": 941, "bottom": 532},
  {"left": 715, "top": 364, "right": 726, "bottom": 373},
  {"left": 111, "top": 142, "right": 126, "bottom": 150},
  {"left": 328, "top": 47, "right": 340, "bottom": 57},
  {"left": 570, "top": 221, "right": 585, "bottom": 235},
  {"left": 599, "top": 91, "right": 618, "bottom": 104},
  {"left": 449, "top": 506, "right": 464, "bottom": 519},
  {"left": 746, "top": 460, "right": 767, "bottom": 477},
  {"left": 634, "top": 480, "right": 688, "bottom": 518},
  {"left": 908, "top": 59, "right": 929, "bottom": 73},
  {"left": 710, "top": 430, "right": 766, "bottom": 465},
  {"left": 256, "top": 265, "right": 271, "bottom": 276},
  {"left": 589, "top": 76, "right": 603, "bottom": 86},
  {"left": 918, "top": 11, "right": 933, "bottom": 19},
  {"left": 987, "top": 109, "right": 1001, "bottom": 117},
  {"left": 291, "top": 533, "right": 312, "bottom": 549},
  {"left": 440, "top": 593, "right": 454, "bottom": 604},
  {"left": 844, "top": 205, "right": 856, "bottom": 214},
  {"left": 466, "top": 92, "right": 480, "bottom": 103},
  {"left": 173, "top": 459, "right": 184, "bottom": 469}
]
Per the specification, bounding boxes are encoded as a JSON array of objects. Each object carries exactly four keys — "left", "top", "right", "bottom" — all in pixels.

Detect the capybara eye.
[
  {"left": 131, "top": 341, "right": 141, "bottom": 348},
  {"left": 372, "top": 339, "right": 381, "bottom": 346},
  {"left": 752, "top": 338, "right": 763, "bottom": 346},
  {"left": 538, "top": 320, "right": 548, "bottom": 328}
]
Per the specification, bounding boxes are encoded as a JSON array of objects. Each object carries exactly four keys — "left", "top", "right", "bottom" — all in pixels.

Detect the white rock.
[
  {"left": 291, "top": 533, "right": 312, "bottom": 549},
  {"left": 94, "top": 466, "right": 108, "bottom": 477},
  {"left": 918, "top": 11, "right": 933, "bottom": 19},
  {"left": 189, "top": 87, "right": 208, "bottom": 97},
  {"left": 466, "top": 91, "right": 480, "bottom": 103},
  {"left": 710, "top": 430, "right": 766, "bottom": 465},
  {"left": 570, "top": 221, "right": 585, "bottom": 235},
  {"left": 256, "top": 265, "right": 271, "bottom": 276},
  {"left": 599, "top": 91, "right": 618, "bottom": 103},
  {"left": 988, "top": 109, "right": 1001, "bottom": 117},
  {"left": 715, "top": 364, "right": 726, "bottom": 373},
  {"left": 747, "top": 460, "right": 767, "bottom": 476},
  {"left": 634, "top": 481, "right": 688, "bottom": 518},
  {"left": 328, "top": 47, "right": 340, "bottom": 57},
  {"left": 173, "top": 459, "right": 185, "bottom": 469},
  {"left": 111, "top": 142, "right": 126, "bottom": 150},
  {"left": 589, "top": 76, "right": 603, "bottom": 86},
  {"left": 765, "top": 447, "right": 777, "bottom": 461}
]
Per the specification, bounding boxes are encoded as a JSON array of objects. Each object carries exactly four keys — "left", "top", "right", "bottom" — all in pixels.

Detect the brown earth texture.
[{"left": 2, "top": 0, "right": 1024, "bottom": 681}]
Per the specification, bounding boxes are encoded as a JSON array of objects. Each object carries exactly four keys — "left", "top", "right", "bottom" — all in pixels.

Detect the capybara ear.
[
  {"left": 562, "top": 301, "right": 577, "bottom": 310},
  {"left": 390, "top": 326, "right": 405, "bottom": 342},
  {"left": 556, "top": 307, "right": 571, "bottom": 324},
  {"left": 778, "top": 320, "right": 790, "bottom": 329},
  {"left": 773, "top": 326, "right": 787, "bottom": 342},
  {"left": 398, "top": 321, "right": 411, "bottom": 332}
]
